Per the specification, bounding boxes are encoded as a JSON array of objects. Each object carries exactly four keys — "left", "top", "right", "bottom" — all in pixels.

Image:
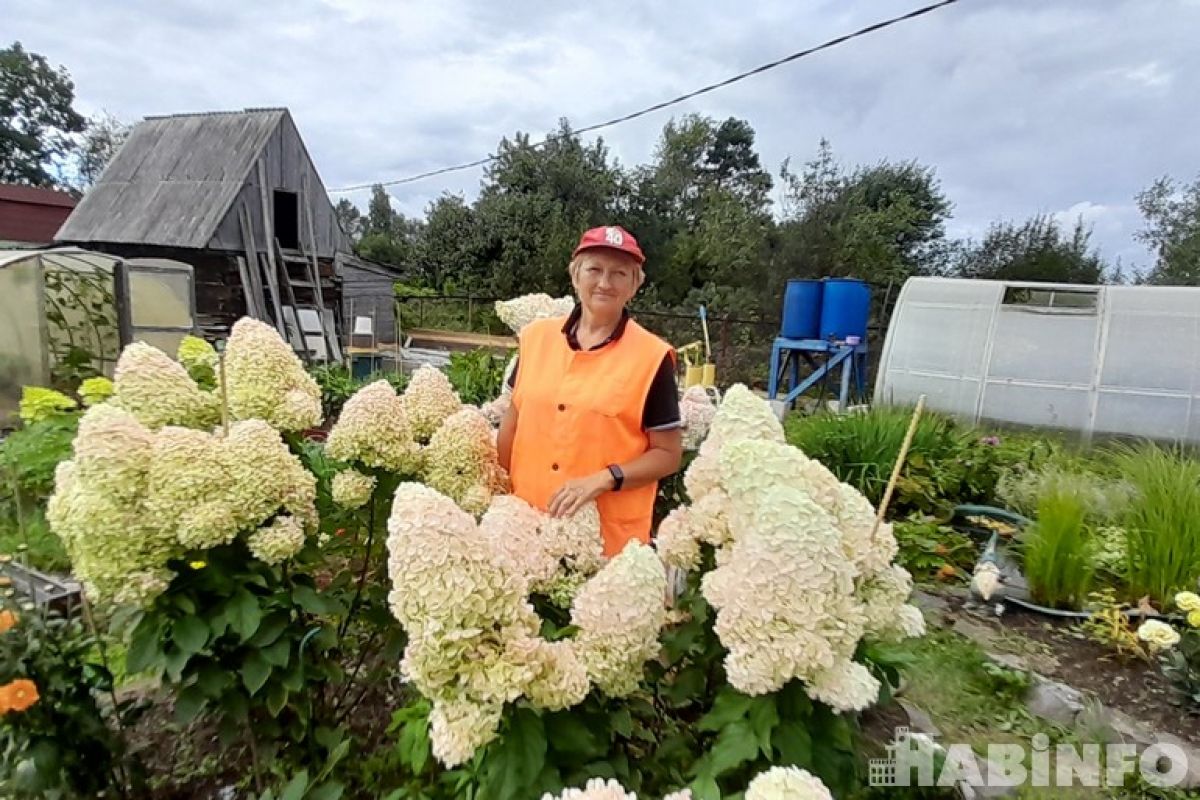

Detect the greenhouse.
[
  {"left": 0, "top": 247, "right": 197, "bottom": 422},
  {"left": 873, "top": 276, "right": 1200, "bottom": 444}
]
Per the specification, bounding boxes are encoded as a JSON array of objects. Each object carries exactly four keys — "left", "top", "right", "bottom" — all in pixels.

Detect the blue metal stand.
[{"left": 766, "top": 337, "right": 869, "bottom": 409}]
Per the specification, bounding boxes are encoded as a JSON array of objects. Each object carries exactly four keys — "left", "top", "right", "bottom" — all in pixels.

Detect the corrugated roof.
[
  {"left": 0, "top": 184, "right": 78, "bottom": 208},
  {"left": 55, "top": 108, "right": 287, "bottom": 248}
]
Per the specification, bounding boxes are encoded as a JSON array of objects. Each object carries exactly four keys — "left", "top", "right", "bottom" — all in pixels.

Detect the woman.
[{"left": 497, "top": 225, "right": 683, "bottom": 558}]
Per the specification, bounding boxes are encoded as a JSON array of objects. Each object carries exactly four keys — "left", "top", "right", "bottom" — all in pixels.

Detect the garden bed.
[{"left": 926, "top": 588, "right": 1200, "bottom": 747}]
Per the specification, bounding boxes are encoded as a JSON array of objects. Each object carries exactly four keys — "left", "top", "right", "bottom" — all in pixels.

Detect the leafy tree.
[
  {"left": 73, "top": 111, "right": 130, "bottom": 189},
  {"left": 1135, "top": 174, "right": 1200, "bottom": 286},
  {"left": 773, "top": 139, "right": 952, "bottom": 291},
  {"left": 356, "top": 184, "right": 424, "bottom": 267},
  {"left": 334, "top": 198, "right": 364, "bottom": 241},
  {"left": 951, "top": 213, "right": 1107, "bottom": 284},
  {"left": 0, "top": 42, "right": 85, "bottom": 187}
]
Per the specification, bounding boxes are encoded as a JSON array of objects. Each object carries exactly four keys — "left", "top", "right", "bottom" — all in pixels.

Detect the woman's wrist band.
[{"left": 606, "top": 464, "right": 624, "bottom": 491}]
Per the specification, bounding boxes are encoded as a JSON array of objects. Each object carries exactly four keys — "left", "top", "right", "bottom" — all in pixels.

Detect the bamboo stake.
[{"left": 870, "top": 394, "right": 927, "bottom": 538}]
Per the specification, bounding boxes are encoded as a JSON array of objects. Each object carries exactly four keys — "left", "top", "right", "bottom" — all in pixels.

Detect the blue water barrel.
[
  {"left": 819, "top": 278, "right": 871, "bottom": 341},
  {"left": 781, "top": 279, "right": 823, "bottom": 339}
]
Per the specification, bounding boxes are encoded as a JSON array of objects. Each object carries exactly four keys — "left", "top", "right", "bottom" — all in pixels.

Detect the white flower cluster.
[
  {"left": 495, "top": 293, "right": 576, "bottom": 334},
  {"left": 480, "top": 495, "right": 605, "bottom": 605},
  {"left": 422, "top": 407, "right": 508, "bottom": 515},
  {"left": 47, "top": 405, "right": 317, "bottom": 606},
  {"left": 223, "top": 318, "right": 323, "bottom": 432},
  {"left": 401, "top": 365, "right": 463, "bottom": 443},
  {"left": 657, "top": 385, "right": 924, "bottom": 712},
  {"left": 111, "top": 342, "right": 220, "bottom": 430},
  {"left": 541, "top": 766, "right": 832, "bottom": 800},
  {"left": 386, "top": 483, "right": 666, "bottom": 767},
  {"left": 679, "top": 386, "right": 717, "bottom": 450},
  {"left": 745, "top": 766, "right": 833, "bottom": 800},
  {"left": 331, "top": 469, "right": 376, "bottom": 509},
  {"left": 326, "top": 380, "right": 422, "bottom": 474}
]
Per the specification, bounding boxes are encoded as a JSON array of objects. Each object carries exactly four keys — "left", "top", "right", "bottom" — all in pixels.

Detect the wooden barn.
[{"left": 54, "top": 107, "right": 403, "bottom": 357}]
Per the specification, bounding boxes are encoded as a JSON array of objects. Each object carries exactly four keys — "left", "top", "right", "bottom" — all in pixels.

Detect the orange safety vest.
[{"left": 510, "top": 314, "right": 674, "bottom": 557}]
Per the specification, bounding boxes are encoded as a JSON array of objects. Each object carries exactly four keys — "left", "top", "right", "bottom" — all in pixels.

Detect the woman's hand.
[{"left": 547, "top": 470, "right": 615, "bottom": 519}]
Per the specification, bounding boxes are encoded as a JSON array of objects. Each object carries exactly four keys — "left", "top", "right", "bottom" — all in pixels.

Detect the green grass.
[
  {"left": 1109, "top": 443, "right": 1200, "bottom": 608},
  {"left": 1019, "top": 488, "right": 1096, "bottom": 611},
  {"left": 0, "top": 507, "right": 70, "bottom": 573}
]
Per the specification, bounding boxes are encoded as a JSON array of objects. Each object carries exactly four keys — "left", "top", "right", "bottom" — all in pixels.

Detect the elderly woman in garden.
[{"left": 497, "top": 225, "right": 682, "bottom": 558}]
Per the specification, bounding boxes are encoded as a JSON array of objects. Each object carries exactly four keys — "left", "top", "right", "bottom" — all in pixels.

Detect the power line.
[{"left": 330, "top": 0, "right": 962, "bottom": 194}]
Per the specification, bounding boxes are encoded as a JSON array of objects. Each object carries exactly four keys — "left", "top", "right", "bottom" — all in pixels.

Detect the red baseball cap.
[{"left": 572, "top": 225, "right": 645, "bottom": 265}]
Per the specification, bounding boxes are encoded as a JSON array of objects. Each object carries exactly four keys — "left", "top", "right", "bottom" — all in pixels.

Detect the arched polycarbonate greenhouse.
[
  {"left": 873, "top": 277, "right": 1200, "bottom": 444},
  {"left": 0, "top": 247, "right": 197, "bottom": 422}
]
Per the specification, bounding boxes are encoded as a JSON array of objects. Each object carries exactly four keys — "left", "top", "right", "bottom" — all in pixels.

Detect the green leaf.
[
  {"left": 748, "top": 696, "right": 780, "bottom": 757},
  {"left": 689, "top": 775, "right": 721, "bottom": 800},
  {"left": 664, "top": 665, "right": 707, "bottom": 707},
  {"left": 249, "top": 612, "right": 290, "bottom": 647},
  {"left": 262, "top": 638, "right": 292, "bottom": 668},
  {"left": 485, "top": 708, "right": 546, "bottom": 800},
  {"left": 772, "top": 719, "right": 813, "bottom": 766},
  {"left": 126, "top": 617, "right": 164, "bottom": 674},
  {"left": 196, "top": 663, "right": 233, "bottom": 697},
  {"left": 704, "top": 721, "right": 759, "bottom": 779},
  {"left": 229, "top": 589, "right": 264, "bottom": 641},
  {"left": 280, "top": 771, "right": 309, "bottom": 800},
  {"left": 164, "top": 646, "right": 191, "bottom": 683},
  {"left": 545, "top": 713, "right": 604, "bottom": 761},
  {"left": 398, "top": 711, "right": 431, "bottom": 773},
  {"left": 308, "top": 783, "right": 344, "bottom": 800},
  {"left": 697, "top": 686, "right": 755, "bottom": 731},
  {"left": 293, "top": 584, "right": 339, "bottom": 615},
  {"left": 172, "top": 615, "right": 210, "bottom": 654},
  {"left": 609, "top": 707, "right": 633, "bottom": 739},
  {"left": 242, "top": 651, "right": 272, "bottom": 696},
  {"left": 175, "top": 684, "right": 207, "bottom": 726},
  {"left": 267, "top": 681, "right": 289, "bottom": 718}
]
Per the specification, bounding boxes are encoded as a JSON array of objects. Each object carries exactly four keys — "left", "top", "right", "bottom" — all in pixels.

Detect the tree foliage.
[
  {"left": 0, "top": 41, "right": 86, "bottom": 187},
  {"left": 951, "top": 213, "right": 1106, "bottom": 284},
  {"left": 1135, "top": 174, "right": 1200, "bottom": 286}
]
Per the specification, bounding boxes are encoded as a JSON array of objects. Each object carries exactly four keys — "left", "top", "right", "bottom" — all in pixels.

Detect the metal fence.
[{"left": 391, "top": 278, "right": 902, "bottom": 391}]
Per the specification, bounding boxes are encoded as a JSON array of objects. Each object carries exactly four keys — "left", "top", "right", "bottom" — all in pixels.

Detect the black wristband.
[{"left": 607, "top": 464, "right": 624, "bottom": 492}]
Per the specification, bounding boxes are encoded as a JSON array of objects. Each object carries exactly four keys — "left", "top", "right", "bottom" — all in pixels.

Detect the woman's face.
[{"left": 571, "top": 250, "right": 641, "bottom": 316}]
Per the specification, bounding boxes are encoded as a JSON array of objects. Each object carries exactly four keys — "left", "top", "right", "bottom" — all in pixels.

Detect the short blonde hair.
[{"left": 569, "top": 252, "right": 645, "bottom": 288}]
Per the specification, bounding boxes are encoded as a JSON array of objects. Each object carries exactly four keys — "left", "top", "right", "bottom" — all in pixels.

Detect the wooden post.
[
  {"left": 870, "top": 394, "right": 927, "bottom": 537},
  {"left": 256, "top": 160, "right": 287, "bottom": 337},
  {"left": 218, "top": 344, "right": 230, "bottom": 437}
]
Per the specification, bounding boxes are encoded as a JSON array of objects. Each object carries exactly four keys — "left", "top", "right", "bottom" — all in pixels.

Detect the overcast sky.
[{"left": 9, "top": 0, "right": 1199, "bottom": 269}]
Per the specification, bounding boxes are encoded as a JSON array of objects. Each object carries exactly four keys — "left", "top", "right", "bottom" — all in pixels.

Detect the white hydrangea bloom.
[
  {"left": 655, "top": 506, "right": 701, "bottom": 571},
  {"left": 247, "top": 515, "right": 306, "bottom": 565},
  {"left": 331, "top": 469, "right": 376, "bottom": 509},
  {"left": 223, "top": 317, "right": 321, "bottom": 432},
  {"left": 326, "top": 380, "right": 422, "bottom": 474},
  {"left": 401, "top": 365, "right": 463, "bottom": 443},
  {"left": 479, "top": 494, "right": 604, "bottom": 600},
  {"left": 540, "top": 778, "right": 637, "bottom": 800},
  {"left": 111, "top": 341, "right": 219, "bottom": 430},
  {"left": 495, "top": 293, "right": 575, "bottom": 334},
  {"left": 429, "top": 699, "right": 503, "bottom": 769},
  {"left": 422, "top": 407, "right": 507, "bottom": 514},
  {"left": 806, "top": 660, "right": 881, "bottom": 713},
  {"left": 745, "top": 766, "right": 833, "bottom": 800},
  {"left": 571, "top": 541, "right": 667, "bottom": 697},
  {"left": 680, "top": 386, "right": 717, "bottom": 450}
]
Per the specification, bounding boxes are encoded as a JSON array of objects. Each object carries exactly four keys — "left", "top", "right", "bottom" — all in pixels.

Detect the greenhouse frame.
[{"left": 873, "top": 276, "right": 1200, "bottom": 444}]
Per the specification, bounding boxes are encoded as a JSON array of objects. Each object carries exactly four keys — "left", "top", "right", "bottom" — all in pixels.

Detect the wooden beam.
[
  {"left": 235, "top": 255, "right": 258, "bottom": 318},
  {"left": 255, "top": 159, "right": 287, "bottom": 337},
  {"left": 301, "top": 168, "right": 339, "bottom": 361},
  {"left": 240, "top": 203, "right": 282, "bottom": 336}
]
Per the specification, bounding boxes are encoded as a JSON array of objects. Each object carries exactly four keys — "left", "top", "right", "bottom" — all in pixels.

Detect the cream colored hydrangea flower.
[
  {"left": 478, "top": 494, "right": 603, "bottom": 600},
  {"left": 326, "top": 380, "right": 421, "bottom": 474},
  {"left": 331, "top": 469, "right": 376, "bottom": 509},
  {"left": 247, "top": 515, "right": 306, "bottom": 564},
  {"left": 571, "top": 541, "right": 667, "bottom": 697},
  {"left": 857, "top": 564, "right": 926, "bottom": 643},
  {"left": 222, "top": 317, "right": 321, "bottom": 431},
  {"left": 680, "top": 386, "right": 717, "bottom": 450},
  {"left": 495, "top": 293, "right": 575, "bottom": 334},
  {"left": 401, "top": 364, "right": 463, "bottom": 443},
  {"left": 540, "top": 779, "right": 638, "bottom": 800},
  {"left": 656, "top": 506, "right": 701, "bottom": 571},
  {"left": 1175, "top": 591, "right": 1200, "bottom": 613},
  {"left": 513, "top": 638, "right": 590, "bottom": 711},
  {"left": 745, "top": 766, "right": 833, "bottom": 800},
  {"left": 1137, "top": 620, "right": 1181, "bottom": 652},
  {"left": 111, "top": 341, "right": 218, "bottom": 429},
  {"left": 422, "top": 407, "right": 507, "bottom": 514},
  {"left": 806, "top": 660, "right": 881, "bottom": 713},
  {"left": 429, "top": 699, "right": 503, "bottom": 769}
]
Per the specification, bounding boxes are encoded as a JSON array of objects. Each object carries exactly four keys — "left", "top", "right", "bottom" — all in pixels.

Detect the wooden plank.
[
  {"left": 405, "top": 328, "right": 517, "bottom": 349},
  {"left": 300, "top": 168, "right": 338, "bottom": 361},
  {"left": 235, "top": 256, "right": 258, "bottom": 318},
  {"left": 236, "top": 205, "right": 267, "bottom": 318},
  {"left": 273, "top": 237, "right": 309, "bottom": 363},
  {"left": 256, "top": 159, "right": 287, "bottom": 336},
  {"left": 239, "top": 203, "right": 281, "bottom": 334}
]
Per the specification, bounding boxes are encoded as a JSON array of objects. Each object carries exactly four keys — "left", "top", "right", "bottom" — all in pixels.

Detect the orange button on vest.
[{"left": 510, "top": 315, "right": 673, "bottom": 557}]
